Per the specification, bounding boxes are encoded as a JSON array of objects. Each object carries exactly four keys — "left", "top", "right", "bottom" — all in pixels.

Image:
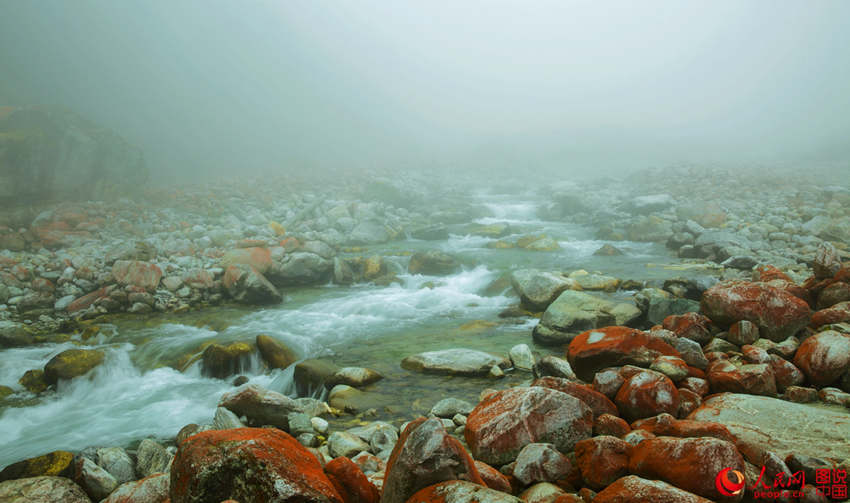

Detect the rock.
[
  {"left": 672, "top": 338, "right": 708, "bottom": 370},
  {"left": 348, "top": 221, "right": 391, "bottom": 245},
  {"left": 592, "top": 369, "right": 625, "bottom": 399},
  {"left": 96, "top": 447, "right": 135, "bottom": 485},
  {"left": 430, "top": 398, "right": 474, "bottom": 418},
  {"left": 464, "top": 386, "right": 592, "bottom": 466},
  {"left": 170, "top": 427, "right": 342, "bottom": 503},
  {"left": 792, "top": 330, "right": 850, "bottom": 387},
  {"left": 212, "top": 406, "right": 245, "bottom": 429},
  {"left": 517, "top": 235, "right": 560, "bottom": 251},
  {"left": 404, "top": 481, "right": 522, "bottom": 503},
  {"left": 593, "top": 475, "right": 713, "bottom": 503},
  {"left": 473, "top": 461, "right": 511, "bottom": 493},
  {"left": 201, "top": 341, "right": 253, "bottom": 378},
  {"left": 688, "top": 393, "right": 850, "bottom": 460},
  {"left": 256, "top": 334, "right": 298, "bottom": 370},
  {"left": 220, "top": 247, "right": 273, "bottom": 274},
  {"left": 630, "top": 413, "right": 735, "bottom": 443},
  {"left": 328, "top": 367, "right": 384, "bottom": 387},
  {"left": 401, "top": 349, "right": 509, "bottom": 377},
  {"left": 614, "top": 370, "right": 680, "bottom": 422},
  {"left": 635, "top": 289, "right": 701, "bottom": 326},
  {"left": 594, "top": 244, "right": 624, "bottom": 256},
  {"left": 629, "top": 436, "right": 745, "bottom": 502},
  {"left": 0, "top": 320, "right": 30, "bottom": 348},
  {"left": 532, "top": 377, "right": 618, "bottom": 418},
  {"left": 411, "top": 225, "right": 449, "bottom": 241},
  {"left": 295, "top": 359, "right": 341, "bottom": 396},
  {"left": 135, "top": 439, "right": 169, "bottom": 479},
  {"left": 75, "top": 457, "right": 118, "bottom": 501},
  {"left": 42, "top": 349, "right": 104, "bottom": 385},
  {"left": 0, "top": 450, "right": 75, "bottom": 481},
  {"left": 661, "top": 312, "right": 712, "bottom": 345},
  {"left": 707, "top": 360, "right": 777, "bottom": 396},
  {"left": 574, "top": 436, "right": 632, "bottom": 490},
  {"left": 512, "top": 443, "right": 571, "bottom": 485},
  {"left": 510, "top": 270, "right": 574, "bottom": 311},
  {"left": 408, "top": 251, "right": 460, "bottom": 276},
  {"left": 267, "top": 251, "right": 333, "bottom": 286},
  {"left": 700, "top": 281, "right": 811, "bottom": 342},
  {"left": 531, "top": 356, "right": 577, "bottom": 381},
  {"left": 813, "top": 242, "right": 842, "bottom": 279},
  {"left": 381, "top": 418, "right": 482, "bottom": 503},
  {"left": 727, "top": 320, "right": 759, "bottom": 346},
  {"left": 222, "top": 263, "right": 282, "bottom": 304},
  {"left": 566, "top": 326, "right": 680, "bottom": 382},
  {"left": 0, "top": 476, "right": 92, "bottom": 503},
  {"left": 534, "top": 291, "right": 641, "bottom": 345},
  {"left": 567, "top": 270, "right": 620, "bottom": 292},
  {"left": 329, "top": 385, "right": 384, "bottom": 413},
  {"left": 102, "top": 472, "right": 170, "bottom": 503},
  {"left": 328, "top": 432, "right": 371, "bottom": 459},
  {"left": 218, "top": 384, "right": 302, "bottom": 430},
  {"left": 509, "top": 344, "right": 535, "bottom": 371},
  {"left": 325, "top": 457, "right": 380, "bottom": 503},
  {"left": 111, "top": 260, "right": 162, "bottom": 291},
  {"left": 811, "top": 301, "right": 850, "bottom": 329}
]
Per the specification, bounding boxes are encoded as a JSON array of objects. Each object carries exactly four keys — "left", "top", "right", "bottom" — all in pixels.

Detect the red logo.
[{"left": 716, "top": 467, "right": 746, "bottom": 496}]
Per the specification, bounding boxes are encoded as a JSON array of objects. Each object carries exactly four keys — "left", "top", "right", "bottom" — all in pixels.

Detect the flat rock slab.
[
  {"left": 688, "top": 393, "right": 850, "bottom": 461},
  {"left": 401, "top": 349, "right": 509, "bottom": 376}
]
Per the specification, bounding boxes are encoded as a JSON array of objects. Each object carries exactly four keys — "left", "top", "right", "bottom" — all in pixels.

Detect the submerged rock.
[
  {"left": 201, "top": 341, "right": 254, "bottom": 379},
  {"left": 256, "top": 334, "right": 298, "bottom": 370},
  {"left": 401, "top": 349, "right": 509, "bottom": 377},
  {"left": 43, "top": 349, "right": 105, "bottom": 385},
  {"left": 408, "top": 251, "right": 460, "bottom": 276}
]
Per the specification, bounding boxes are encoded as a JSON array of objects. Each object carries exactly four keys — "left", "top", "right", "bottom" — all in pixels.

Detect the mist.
[{"left": 2, "top": 0, "right": 849, "bottom": 182}]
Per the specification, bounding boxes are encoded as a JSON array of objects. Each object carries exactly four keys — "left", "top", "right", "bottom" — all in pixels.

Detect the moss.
[
  {"left": 19, "top": 369, "right": 49, "bottom": 393},
  {"left": 0, "top": 450, "right": 75, "bottom": 481}
]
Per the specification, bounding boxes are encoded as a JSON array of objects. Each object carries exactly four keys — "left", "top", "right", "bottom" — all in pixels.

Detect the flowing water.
[{"left": 0, "top": 191, "right": 714, "bottom": 466}]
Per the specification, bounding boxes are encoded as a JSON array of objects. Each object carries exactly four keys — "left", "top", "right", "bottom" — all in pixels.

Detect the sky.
[{"left": 1, "top": 0, "right": 849, "bottom": 181}]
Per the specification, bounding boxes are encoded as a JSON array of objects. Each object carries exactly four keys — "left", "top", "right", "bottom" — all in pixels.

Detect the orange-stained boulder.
[
  {"left": 628, "top": 436, "right": 745, "bottom": 502},
  {"left": 531, "top": 377, "right": 618, "bottom": 418},
  {"left": 574, "top": 436, "right": 632, "bottom": 490},
  {"left": 464, "top": 387, "right": 592, "bottom": 466},
  {"left": 706, "top": 360, "right": 777, "bottom": 396},
  {"left": 662, "top": 312, "right": 712, "bottom": 344},
  {"left": 474, "top": 461, "right": 511, "bottom": 493},
  {"left": 593, "top": 475, "right": 713, "bottom": 503},
  {"left": 811, "top": 301, "right": 850, "bottom": 328},
  {"left": 700, "top": 281, "right": 811, "bottom": 342},
  {"left": 567, "top": 327, "right": 680, "bottom": 382},
  {"left": 614, "top": 370, "right": 679, "bottom": 422},
  {"left": 593, "top": 413, "right": 630, "bottom": 438},
  {"left": 169, "top": 427, "right": 342, "bottom": 503},
  {"left": 103, "top": 473, "right": 169, "bottom": 503},
  {"left": 221, "top": 247, "right": 273, "bottom": 273},
  {"left": 112, "top": 260, "right": 162, "bottom": 292},
  {"left": 629, "top": 413, "right": 735, "bottom": 443},
  {"left": 325, "top": 457, "right": 380, "bottom": 503},
  {"left": 382, "top": 418, "right": 482, "bottom": 503},
  {"left": 405, "top": 481, "right": 521, "bottom": 503},
  {"left": 792, "top": 330, "right": 850, "bottom": 387}
]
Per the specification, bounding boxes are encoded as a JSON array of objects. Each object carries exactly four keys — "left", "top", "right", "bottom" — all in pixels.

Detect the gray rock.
[
  {"left": 328, "top": 431, "right": 370, "bottom": 458},
  {"left": 101, "top": 472, "right": 169, "bottom": 503},
  {"left": 510, "top": 269, "right": 573, "bottom": 311},
  {"left": 401, "top": 348, "right": 509, "bottom": 376},
  {"left": 212, "top": 406, "right": 245, "bottom": 429},
  {"left": 533, "top": 290, "right": 640, "bottom": 345},
  {"left": 348, "top": 220, "right": 391, "bottom": 245},
  {"left": 218, "top": 384, "right": 302, "bottom": 429},
  {"left": 76, "top": 457, "right": 118, "bottom": 501},
  {"left": 532, "top": 356, "right": 577, "bottom": 380},
  {"left": 509, "top": 344, "right": 535, "bottom": 371},
  {"left": 287, "top": 412, "right": 314, "bottom": 436},
  {"left": 0, "top": 476, "right": 92, "bottom": 503},
  {"left": 430, "top": 398, "right": 474, "bottom": 418},
  {"left": 327, "top": 367, "right": 384, "bottom": 388},
  {"left": 267, "top": 251, "right": 332, "bottom": 286},
  {"left": 634, "top": 288, "right": 700, "bottom": 325},
  {"left": 96, "top": 447, "right": 135, "bottom": 485},
  {"left": 223, "top": 264, "right": 282, "bottom": 304},
  {"left": 512, "top": 443, "right": 572, "bottom": 485},
  {"left": 672, "top": 337, "right": 709, "bottom": 369},
  {"left": 135, "top": 439, "right": 170, "bottom": 478}
]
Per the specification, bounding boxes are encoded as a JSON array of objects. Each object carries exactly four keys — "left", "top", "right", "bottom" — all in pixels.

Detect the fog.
[{"left": 2, "top": 0, "right": 849, "bottom": 182}]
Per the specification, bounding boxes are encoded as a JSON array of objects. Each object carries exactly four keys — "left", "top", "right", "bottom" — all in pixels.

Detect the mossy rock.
[
  {"left": 201, "top": 341, "right": 254, "bottom": 378},
  {"left": 0, "top": 450, "right": 75, "bottom": 482},
  {"left": 0, "top": 385, "right": 13, "bottom": 400},
  {"left": 19, "top": 369, "right": 49, "bottom": 393},
  {"left": 294, "top": 359, "right": 340, "bottom": 397},
  {"left": 43, "top": 349, "right": 105, "bottom": 385},
  {"left": 256, "top": 335, "right": 297, "bottom": 370}
]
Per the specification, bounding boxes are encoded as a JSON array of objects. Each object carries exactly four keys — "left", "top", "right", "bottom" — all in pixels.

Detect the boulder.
[
  {"left": 635, "top": 289, "right": 700, "bottom": 326},
  {"left": 510, "top": 270, "right": 574, "bottom": 311},
  {"left": 534, "top": 291, "right": 641, "bottom": 345},
  {"left": 102, "top": 472, "right": 169, "bottom": 503},
  {"left": 792, "top": 330, "right": 850, "bottom": 387},
  {"left": 630, "top": 413, "right": 735, "bottom": 443},
  {"left": 96, "top": 447, "right": 135, "bottom": 485},
  {"left": 135, "top": 439, "right": 170, "bottom": 479},
  {"left": 661, "top": 312, "right": 712, "bottom": 345},
  {"left": 382, "top": 418, "right": 482, "bottom": 503},
  {"left": 218, "top": 384, "right": 302, "bottom": 430},
  {"left": 628, "top": 436, "right": 745, "bottom": 502},
  {"left": 201, "top": 341, "right": 254, "bottom": 379},
  {"left": 256, "top": 334, "right": 298, "bottom": 370},
  {"left": 328, "top": 432, "right": 370, "bottom": 459},
  {"left": 325, "top": 457, "right": 380, "bottom": 503},
  {"left": 43, "top": 349, "right": 105, "bottom": 385},
  {"left": 531, "top": 377, "right": 618, "bottom": 418},
  {"left": 511, "top": 443, "right": 572, "bottom": 485},
  {"left": 706, "top": 361, "right": 777, "bottom": 396},
  {"left": 811, "top": 301, "right": 850, "bottom": 329},
  {"left": 111, "top": 261, "right": 162, "bottom": 291},
  {"left": 267, "top": 251, "right": 333, "bottom": 286},
  {"left": 531, "top": 356, "right": 577, "bottom": 381},
  {"left": 566, "top": 326, "right": 680, "bottom": 382},
  {"left": 404, "top": 481, "right": 522, "bottom": 503},
  {"left": 75, "top": 457, "right": 117, "bottom": 501},
  {"left": 464, "top": 387, "right": 592, "bottom": 466},
  {"left": 222, "top": 264, "right": 282, "bottom": 304},
  {"left": 401, "top": 349, "right": 509, "bottom": 377},
  {"left": 295, "top": 359, "right": 341, "bottom": 396},
  {"left": 0, "top": 476, "right": 91, "bottom": 503},
  {"left": 593, "top": 476, "right": 713, "bottom": 503},
  {"left": 700, "top": 281, "right": 811, "bottom": 342},
  {"left": 813, "top": 242, "right": 842, "bottom": 280},
  {"left": 170, "top": 427, "right": 342, "bottom": 503},
  {"left": 408, "top": 251, "right": 460, "bottom": 276},
  {"left": 574, "top": 436, "right": 632, "bottom": 490},
  {"left": 0, "top": 450, "right": 75, "bottom": 481},
  {"left": 220, "top": 247, "right": 273, "bottom": 274},
  {"left": 328, "top": 367, "right": 384, "bottom": 388},
  {"left": 614, "top": 370, "right": 679, "bottom": 422}
]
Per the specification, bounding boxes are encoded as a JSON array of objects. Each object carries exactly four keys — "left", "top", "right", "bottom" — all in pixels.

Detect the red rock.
[
  {"left": 816, "top": 282, "right": 850, "bottom": 309},
  {"left": 103, "top": 473, "right": 169, "bottom": 503},
  {"left": 512, "top": 443, "right": 572, "bottom": 485},
  {"left": 383, "top": 418, "right": 483, "bottom": 503},
  {"left": 464, "top": 387, "right": 592, "bottom": 466},
  {"left": 221, "top": 247, "right": 273, "bottom": 274},
  {"left": 574, "top": 436, "right": 632, "bottom": 490},
  {"left": 531, "top": 377, "right": 618, "bottom": 418},
  {"left": 662, "top": 313, "right": 712, "bottom": 344},
  {"left": 761, "top": 279, "right": 813, "bottom": 306},
  {"left": 405, "top": 481, "right": 522, "bottom": 503},
  {"left": 67, "top": 286, "right": 112, "bottom": 312},
  {"left": 326, "top": 457, "right": 380, "bottom": 503},
  {"left": 792, "top": 330, "right": 850, "bottom": 387},
  {"left": 707, "top": 360, "right": 777, "bottom": 396},
  {"left": 700, "top": 281, "right": 811, "bottom": 342},
  {"left": 474, "top": 461, "right": 511, "bottom": 493},
  {"left": 628, "top": 436, "right": 745, "bottom": 502},
  {"left": 181, "top": 269, "right": 214, "bottom": 289},
  {"left": 740, "top": 345, "right": 771, "bottom": 364},
  {"left": 593, "top": 414, "right": 630, "bottom": 438},
  {"left": 593, "top": 475, "right": 714, "bottom": 503},
  {"left": 567, "top": 327, "right": 680, "bottom": 382},
  {"left": 517, "top": 482, "right": 566, "bottom": 503},
  {"left": 169, "top": 427, "right": 342, "bottom": 503},
  {"left": 630, "top": 413, "right": 736, "bottom": 443},
  {"left": 754, "top": 265, "right": 793, "bottom": 283},
  {"left": 676, "top": 389, "right": 702, "bottom": 418},
  {"left": 727, "top": 320, "right": 759, "bottom": 346},
  {"left": 112, "top": 261, "right": 162, "bottom": 292},
  {"left": 679, "top": 377, "right": 709, "bottom": 396},
  {"left": 811, "top": 301, "right": 850, "bottom": 328},
  {"left": 614, "top": 370, "right": 679, "bottom": 422},
  {"left": 768, "top": 355, "right": 804, "bottom": 392},
  {"left": 592, "top": 369, "right": 625, "bottom": 399}
]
